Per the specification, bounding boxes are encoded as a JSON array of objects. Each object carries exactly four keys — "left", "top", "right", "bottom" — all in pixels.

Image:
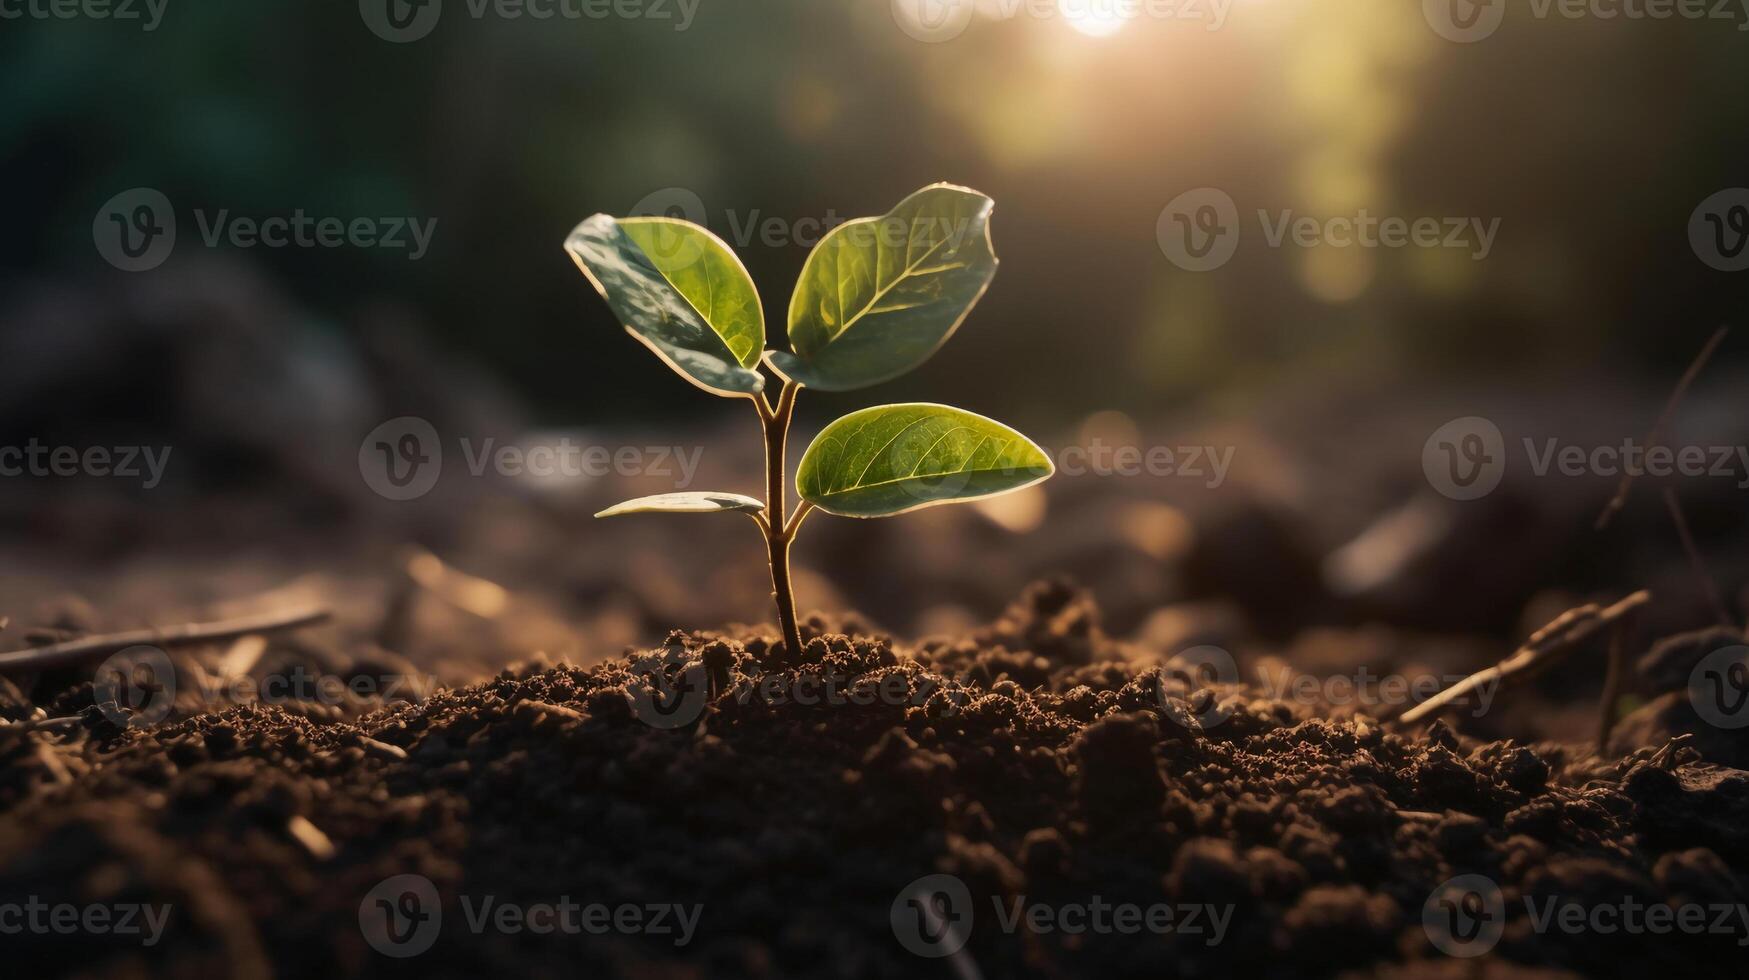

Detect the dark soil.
[{"left": 2, "top": 581, "right": 1747, "bottom": 979}]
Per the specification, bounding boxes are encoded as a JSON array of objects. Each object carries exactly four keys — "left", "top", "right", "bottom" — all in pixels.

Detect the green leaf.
[
  {"left": 771, "top": 184, "right": 997, "bottom": 392},
  {"left": 565, "top": 214, "right": 765, "bottom": 397},
  {"left": 796, "top": 403, "right": 1053, "bottom": 518},
  {"left": 618, "top": 217, "right": 764, "bottom": 369},
  {"left": 595, "top": 492, "right": 766, "bottom": 519}
]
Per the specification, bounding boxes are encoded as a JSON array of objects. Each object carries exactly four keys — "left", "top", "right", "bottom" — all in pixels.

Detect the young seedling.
[{"left": 566, "top": 183, "right": 1054, "bottom": 658}]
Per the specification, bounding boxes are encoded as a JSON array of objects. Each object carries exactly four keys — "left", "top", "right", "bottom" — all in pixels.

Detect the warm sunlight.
[{"left": 1059, "top": 0, "right": 1132, "bottom": 36}]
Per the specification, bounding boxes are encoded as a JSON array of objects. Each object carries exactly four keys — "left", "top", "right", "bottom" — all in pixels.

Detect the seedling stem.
[{"left": 755, "top": 379, "right": 811, "bottom": 658}]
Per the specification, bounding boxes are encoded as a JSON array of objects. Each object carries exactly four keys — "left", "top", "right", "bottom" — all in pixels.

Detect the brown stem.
[
  {"left": 759, "top": 381, "right": 804, "bottom": 659},
  {"left": 1396, "top": 590, "right": 1649, "bottom": 726},
  {"left": 1596, "top": 326, "right": 1727, "bottom": 530},
  {"left": 1663, "top": 486, "right": 1735, "bottom": 629},
  {"left": 0, "top": 606, "right": 330, "bottom": 675},
  {"left": 1596, "top": 620, "right": 1629, "bottom": 754},
  {"left": 784, "top": 501, "right": 816, "bottom": 540}
]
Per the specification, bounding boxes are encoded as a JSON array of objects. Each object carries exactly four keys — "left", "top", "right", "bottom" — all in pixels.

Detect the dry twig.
[
  {"left": 1596, "top": 619, "right": 1630, "bottom": 753},
  {"left": 1596, "top": 327, "right": 1728, "bottom": 530},
  {"left": 0, "top": 607, "right": 330, "bottom": 675},
  {"left": 1663, "top": 487, "right": 1736, "bottom": 629},
  {"left": 1398, "top": 591, "right": 1650, "bottom": 726}
]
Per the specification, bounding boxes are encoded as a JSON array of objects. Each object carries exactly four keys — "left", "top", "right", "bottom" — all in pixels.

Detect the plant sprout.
[{"left": 566, "top": 184, "right": 1054, "bottom": 658}]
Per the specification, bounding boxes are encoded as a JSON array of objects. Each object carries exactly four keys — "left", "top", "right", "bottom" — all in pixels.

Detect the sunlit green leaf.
[
  {"left": 772, "top": 184, "right": 997, "bottom": 392},
  {"left": 796, "top": 403, "right": 1053, "bottom": 517},
  {"left": 595, "top": 492, "right": 766, "bottom": 518},
  {"left": 618, "top": 217, "right": 764, "bottom": 368},
  {"left": 565, "top": 214, "right": 765, "bottom": 397}
]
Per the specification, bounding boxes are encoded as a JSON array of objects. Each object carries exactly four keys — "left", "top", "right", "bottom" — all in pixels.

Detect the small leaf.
[
  {"left": 796, "top": 403, "right": 1053, "bottom": 518},
  {"left": 595, "top": 492, "right": 766, "bottom": 519},
  {"left": 565, "top": 214, "right": 765, "bottom": 397},
  {"left": 773, "top": 184, "right": 997, "bottom": 392}
]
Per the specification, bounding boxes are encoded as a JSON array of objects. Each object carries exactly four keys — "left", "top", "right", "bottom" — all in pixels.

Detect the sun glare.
[{"left": 1059, "top": 0, "right": 1132, "bottom": 36}]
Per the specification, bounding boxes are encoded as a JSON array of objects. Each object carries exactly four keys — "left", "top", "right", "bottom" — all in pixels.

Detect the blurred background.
[{"left": 2, "top": 0, "right": 1747, "bottom": 735}]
